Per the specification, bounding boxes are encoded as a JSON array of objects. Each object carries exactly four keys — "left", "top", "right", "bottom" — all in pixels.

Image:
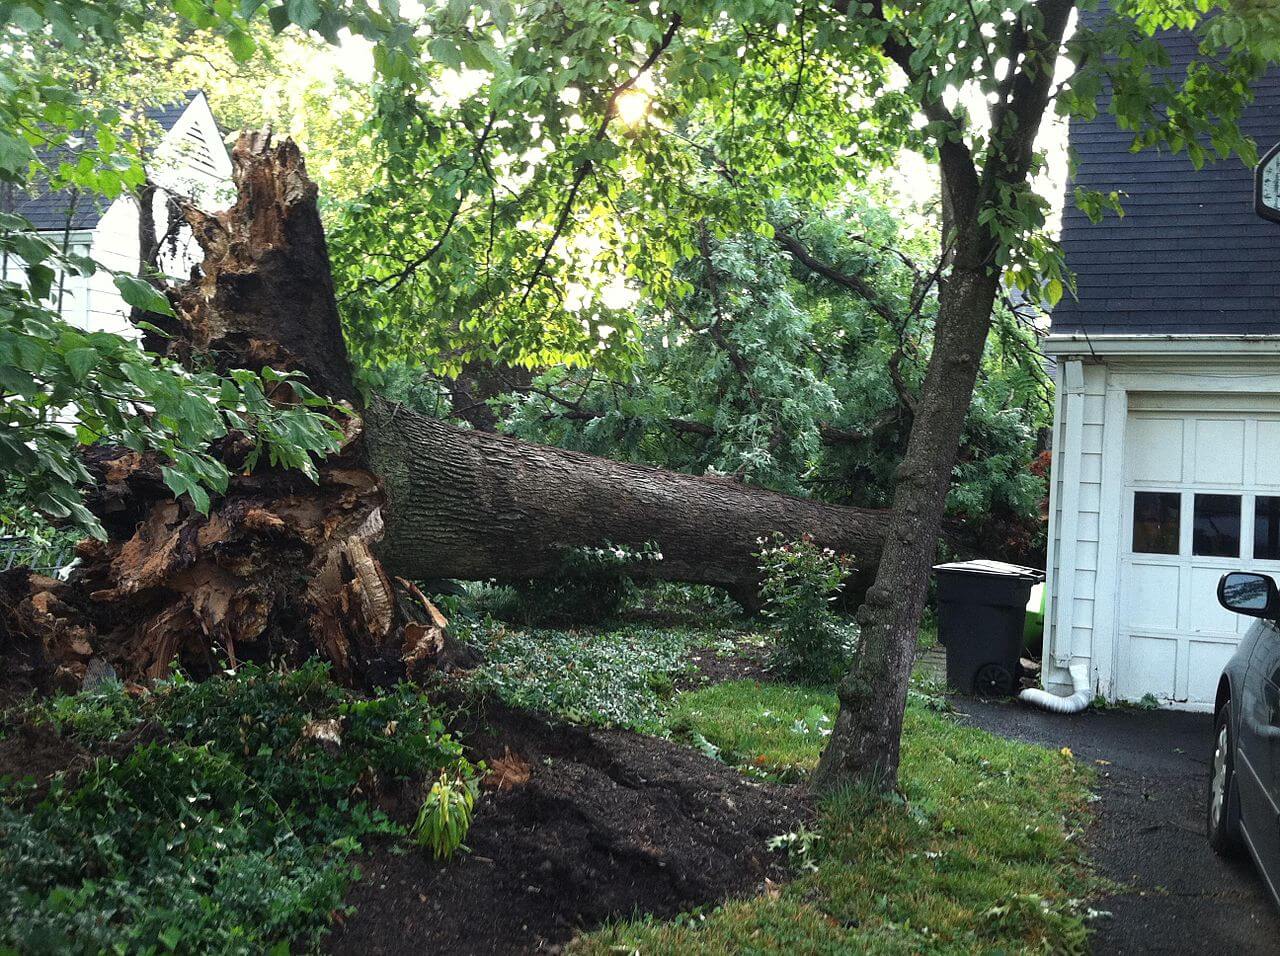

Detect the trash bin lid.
[{"left": 932, "top": 559, "right": 1045, "bottom": 582}]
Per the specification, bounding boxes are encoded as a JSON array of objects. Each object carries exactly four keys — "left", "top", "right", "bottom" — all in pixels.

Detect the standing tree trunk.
[
  {"left": 810, "top": 259, "right": 1000, "bottom": 792},
  {"left": 812, "top": 0, "right": 1075, "bottom": 793}
]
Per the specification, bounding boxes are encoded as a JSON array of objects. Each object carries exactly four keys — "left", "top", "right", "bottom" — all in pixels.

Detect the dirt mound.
[
  {"left": 680, "top": 639, "right": 773, "bottom": 690},
  {"left": 328, "top": 701, "right": 808, "bottom": 954},
  {"left": 0, "top": 719, "right": 84, "bottom": 803}
]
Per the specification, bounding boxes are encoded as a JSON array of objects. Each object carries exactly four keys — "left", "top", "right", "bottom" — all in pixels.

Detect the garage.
[
  {"left": 1039, "top": 353, "right": 1280, "bottom": 711},
  {"left": 1117, "top": 406, "right": 1280, "bottom": 706}
]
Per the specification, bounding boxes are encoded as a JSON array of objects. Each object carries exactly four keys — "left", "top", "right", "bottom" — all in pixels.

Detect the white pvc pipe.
[{"left": 1018, "top": 662, "right": 1092, "bottom": 714}]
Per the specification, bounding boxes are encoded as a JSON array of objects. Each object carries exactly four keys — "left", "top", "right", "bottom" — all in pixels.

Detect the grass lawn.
[{"left": 578, "top": 677, "right": 1096, "bottom": 955}]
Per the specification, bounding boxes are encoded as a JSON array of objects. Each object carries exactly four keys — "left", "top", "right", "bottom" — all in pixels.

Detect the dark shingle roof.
[
  {"left": 1051, "top": 22, "right": 1280, "bottom": 336},
  {"left": 8, "top": 94, "right": 197, "bottom": 233}
]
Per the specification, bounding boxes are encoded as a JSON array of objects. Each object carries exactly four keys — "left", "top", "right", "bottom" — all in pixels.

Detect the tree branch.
[
  {"left": 831, "top": 0, "right": 982, "bottom": 222},
  {"left": 773, "top": 227, "right": 900, "bottom": 327}
]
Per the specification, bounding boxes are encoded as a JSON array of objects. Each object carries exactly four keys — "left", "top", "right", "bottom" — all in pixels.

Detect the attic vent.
[{"left": 181, "top": 123, "right": 219, "bottom": 175}]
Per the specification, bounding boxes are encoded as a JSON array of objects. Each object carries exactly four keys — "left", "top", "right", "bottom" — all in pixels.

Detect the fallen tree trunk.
[
  {"left": 2, "top": 133, "right": 898, "bottom": 689},
  {"left": 367, "top": 402, "right": 893, "bottom": 591}
]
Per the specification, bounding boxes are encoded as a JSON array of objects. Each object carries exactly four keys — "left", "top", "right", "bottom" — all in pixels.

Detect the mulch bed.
[{"left": 327, "top": 699, "right": 808, "bottom": 955}]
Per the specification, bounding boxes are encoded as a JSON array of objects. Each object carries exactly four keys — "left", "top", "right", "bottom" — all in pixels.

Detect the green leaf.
[
  {"left": 113, "top": 275, "right": 175, "bottom": 316},
  {"left": 226, "top": 27, "right": 257, "bottom": 62},
  {"left": 64, "top": 347, "right": 98, "bottom": 383},
  {"left": 428, "top": 38, "right": 464, "bottom": 71},
  {"left": 26, "top": 264, "right": 55, "bottom": 302},
  {"left": 0, "top": 130, "right": 35, "bottom": 177},
  {"left": 267, "top": 4, "right": 291, "bottom": 32},
  {"left": 158, "top": 926, "right": 182, "bottom": 952},
  {"left": 285, "top": 0, "right": 321, "bottom": 30}
]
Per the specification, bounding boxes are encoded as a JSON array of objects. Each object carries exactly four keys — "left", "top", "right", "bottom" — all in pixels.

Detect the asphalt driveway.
[{"left": 959, "top": 699, "right": 1280, "bottom": 954}]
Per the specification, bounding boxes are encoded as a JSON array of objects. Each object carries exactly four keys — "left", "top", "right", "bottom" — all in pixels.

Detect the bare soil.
[
  {"left": 327, "top": 699, "right": 807, "bottom": 955},
  {"left": 680, "top": 637, "right": 773, "bottom": 689},
  {"left": 0, "top": 719, "right": 83, "bottom": 803}
]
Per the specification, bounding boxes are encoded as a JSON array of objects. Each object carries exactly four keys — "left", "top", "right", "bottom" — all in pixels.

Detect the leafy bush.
[
  {"left": 757, "top": 534, "right": 857, "bottom": 681},
  {"left": 509, "top": 541, "right": 663, "bottom": 625},
  {"left": 627, "top": 581, "right": 749, "bottom": 626},
  {"left": 461, "top": 621, "right": 696, "bottom": 731},
  {"left": 1, "top": 662, "right": 476, "bottom": 954}
]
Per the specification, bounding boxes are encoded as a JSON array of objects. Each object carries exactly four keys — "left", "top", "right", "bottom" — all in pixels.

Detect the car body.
[{"left": 1208, "top": 570, "right": 1280, "bottom": 905}]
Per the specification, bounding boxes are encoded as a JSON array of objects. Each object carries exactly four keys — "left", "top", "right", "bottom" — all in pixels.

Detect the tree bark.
[
  {"left": 810, "top": 262, "right": 1000, "bottom": 792},
  {"left": 365, "top": 401, "right": 894, "bottom": 592}
]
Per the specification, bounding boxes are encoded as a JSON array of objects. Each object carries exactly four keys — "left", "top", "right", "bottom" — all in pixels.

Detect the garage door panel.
[
  {"left": 1187, "top": 640, "right": 1236, "bottom": 704},
  {"left": 1116, "top": 408, "right": 1273, "bottom": 710},
  {"left": 1194, "top": 419, "right": 1245, "bottom": 485},
  {"left": 1124, "top": 562, "right": 1181, "bottom": 630},
  {"left": 1255, "top": 421, "right": 1280, "bottom": 486},
  {"left": 1127, "top": 418, "right": 1184, "bottom": 483},
  {"left": 1187, "top": 565, "right": 1241, "bottom": 635},
  {"left": 1118, "top": 635, "right": 1178, "bottom": 701}
]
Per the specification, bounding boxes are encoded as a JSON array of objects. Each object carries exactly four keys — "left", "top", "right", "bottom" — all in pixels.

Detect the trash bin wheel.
[{"left": 973, "top": 663, "right": 1016, "bottom": 697}]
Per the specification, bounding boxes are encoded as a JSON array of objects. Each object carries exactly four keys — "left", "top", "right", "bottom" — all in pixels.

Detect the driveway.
[{"left": 959, "top": 699, "right": 1280, "bottom": 954}]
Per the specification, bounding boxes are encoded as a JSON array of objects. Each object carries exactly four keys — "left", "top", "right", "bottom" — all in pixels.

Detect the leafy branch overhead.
[{"left": 319, "top": 0, "right": 1280, "bottom": 378}]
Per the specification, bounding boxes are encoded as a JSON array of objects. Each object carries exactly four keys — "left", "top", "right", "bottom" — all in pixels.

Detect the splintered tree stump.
[
  {"left": 147, "top": 131, "right": 357, "bottom": 406},
  {"left": 1, "top": 131, "right": 902, "bottom": 691}
]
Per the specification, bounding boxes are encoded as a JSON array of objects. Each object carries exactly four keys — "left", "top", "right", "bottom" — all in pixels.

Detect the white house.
[
  {"left": 9, "top": 91, "right": 231, "bottom": 335},
  {"left": 1042, "top": 30, "right": 1280, "bottom": 710}
]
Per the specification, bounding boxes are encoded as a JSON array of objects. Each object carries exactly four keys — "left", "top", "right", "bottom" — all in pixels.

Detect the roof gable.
[{"left": 6, "top": 92, "right": 222, "bottom": 233}]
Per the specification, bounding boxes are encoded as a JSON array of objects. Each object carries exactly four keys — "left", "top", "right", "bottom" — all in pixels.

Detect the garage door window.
[
  {"left": 1133, "top": 492, "right": 1180, "bottom": 554},
  {"left": 1193, "top": 494, "right": 1241, "bottom": 558},
  {"left": 1257, "top": 496, "right": 1280, "bottom": 561}
]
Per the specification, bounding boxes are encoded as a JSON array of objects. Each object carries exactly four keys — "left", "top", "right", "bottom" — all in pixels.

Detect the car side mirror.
[{"left": 1218, "top": 572, "right": 1280, "bottom": 618}]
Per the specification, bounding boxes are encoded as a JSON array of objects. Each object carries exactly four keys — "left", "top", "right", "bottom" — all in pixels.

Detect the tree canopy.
[{"left": 6, "top": 0, "right": 1279, "bottom": 534}]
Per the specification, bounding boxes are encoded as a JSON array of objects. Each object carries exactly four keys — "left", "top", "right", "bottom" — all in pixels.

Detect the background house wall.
[{"left": 6, "top": 91, "right": 231, "bottom": 337}]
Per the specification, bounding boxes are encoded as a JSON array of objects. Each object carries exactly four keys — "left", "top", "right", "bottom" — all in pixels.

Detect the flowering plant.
[{"left": 757, "top": 533, "right": 856, "bottom": 681}]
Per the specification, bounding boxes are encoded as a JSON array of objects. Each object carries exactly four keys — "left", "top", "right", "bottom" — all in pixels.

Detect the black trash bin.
[{"left": 933, "top": 560, "right": 1045, "bottom": 697}]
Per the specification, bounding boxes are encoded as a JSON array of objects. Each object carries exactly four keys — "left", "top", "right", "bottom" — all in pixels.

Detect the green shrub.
[
  {"left": 757, "top": 533, "right": 857, "bottom": 681},
  {"left": 510, "top": 541, "right": 662, "bottom": 625},
  {"left": 461, "top": 621, "right": 695, "bottom": 731},
  {"left": 0, "top": 662, "right": 476, "bottom": 955}
]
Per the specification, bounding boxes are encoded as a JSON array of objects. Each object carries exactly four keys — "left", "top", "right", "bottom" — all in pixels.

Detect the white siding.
[
  {"left": 0, "top": 231, "right": 93, "bottom": 327},
  {"left": 1043, "top": 358, "right": 1107, "bottom": 694},
  {"left": 85, "top": 197, "right": 139, "bottom": 336}
]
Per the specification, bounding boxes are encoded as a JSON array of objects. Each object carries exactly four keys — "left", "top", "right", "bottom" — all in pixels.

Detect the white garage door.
[{"left": 1119, "top": 409, "right": 1280, "bottom": 707}]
